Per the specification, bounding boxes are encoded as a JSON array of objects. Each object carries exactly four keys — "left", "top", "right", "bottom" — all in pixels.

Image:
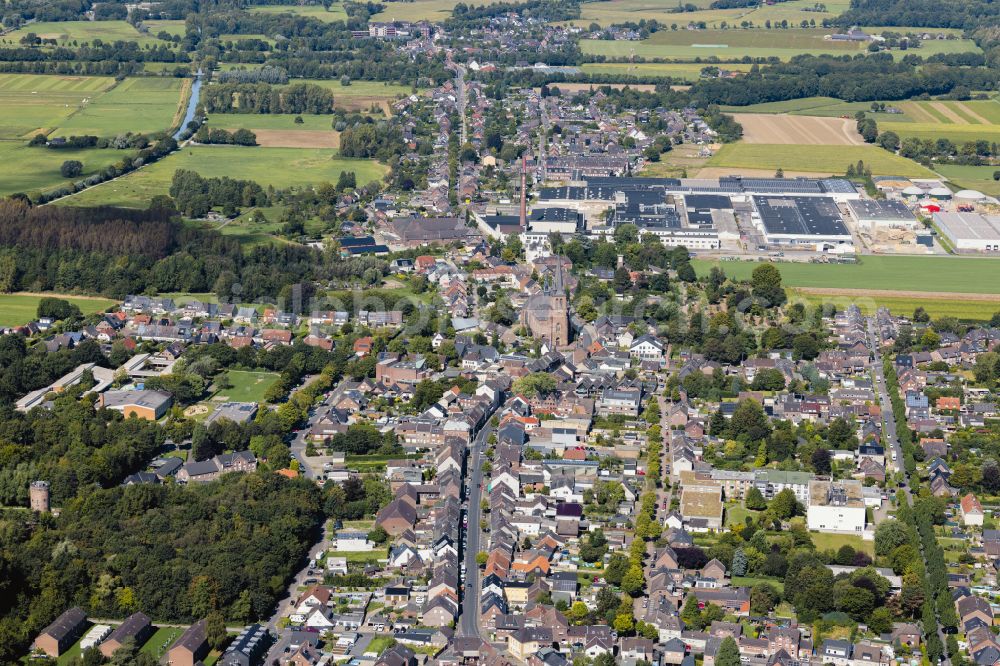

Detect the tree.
[
  {"left": 60, "top": 160, "right": 83, "bottom": 178},
  {"left": 613, "top": 612, "right": 635, "bottom": 634},
  {"left": 745, "top": 487, "right": 767, "bottom": 510},
  {"left": 206, "top": 611, "right": 227, "bottom": 649},
  {"left": 877, "top": 130, "right": 900, "bottom": 152},
  {"left": 750, "top": 583, "right": 779, "bottom": 614},
  {"left": 868, "top": 606, "right": 894, "bottom": 634},
  {"left": 874, "top": 520, "right": 911, "bottom": 557},
  {"left": 368, "top": 525, "right": 389, "bottom": 545},
  {"left": 476, "top": 551, "right": 488, "bottom": 567},
  {"left": 732, "top": 548, "right": 748, "bottom": 576},
  {"left": 680, "top": 594, "right": 701, "bottom": 627},
  {"left": 811, "top": 448, "right": 831, "bottom": 475},
  {"left": 511, "top": 372, "right": 557, "bottom": 397},
  {"left": 792, "top": 333, "right": 820, "bottom": 361},
  {"left": 771, "top": 488, "right": 799, "bottom": 520},
  {"left": 621, "top": 564, "right": 645, "bottom": 597},
  {"left": 750, "top": 263, "right": 786, "bottom": 307},
  {"left": 716, "top": 637, "right": 741, "bottom": 666},
  {"left": 604, "top": 553, "right": 630, "bottom": 586}
]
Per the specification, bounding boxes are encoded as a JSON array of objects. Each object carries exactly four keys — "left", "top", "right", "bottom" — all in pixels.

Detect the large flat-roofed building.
[
  {"left": 387, "top": 216, "right": 479, "bottom": 245},
  {"left": 753, "top": 195, "right": 853, "bottom": 245},
  {"left": 933, "top": 212, "right": 1000, "bottom": 252},
  {"left": 846, "top": 199, "right": 920, "bottom": 232},
  {"left": 807, "top": 479, "right": 866, "bottom": 533},
  {"left": 98, "top": 389, "right": 173, "bottom": 420}
]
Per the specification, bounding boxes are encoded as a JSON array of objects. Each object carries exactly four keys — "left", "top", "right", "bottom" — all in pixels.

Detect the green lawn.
[
  {"left": 213, "top": 370, "right": 281, "bottom": 403},
  {"left": 707, "top": 143, "right": 935, "bottom": 177},
  {"left": 140, "top": 626, "right": 184, "bottom": 658},
  {"left": 144, "top": 19, "right": 188, "bottom": 37},
  {"left": 0, "top": 73, "right": 116, "bottom": 139},
  {"left": 366, "top": 636, "right": 398, "bottom": 656},
  {"left": 731, "top": 575, "right": 785, "bottom": 594},
  {"left": 0, "top": 140, "right": 128, "bottom": 196},
  {"left": 62, "top": 145, "right": 388, "bottom": 208},
  {"left": 724, "top": 503, "right": 759, "bottom": 527},
  {"left": 0, "top": 293, "right": 117, "bottom": 327},
  {"left": 808, "top": 531, "right": 874, "bottom": 555},
  {"left": 251, "top": 3, "right": 348, "bottom": 21},
  {"left": 693, "top": 255, "right": 1000, "bottom": 295},
  {"left": 52, "top": 77, "right": 188, "bottom": 137}
]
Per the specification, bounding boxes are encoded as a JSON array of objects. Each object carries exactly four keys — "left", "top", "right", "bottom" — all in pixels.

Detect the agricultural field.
[
  {"left": 64, "top": 145, "right": 388, "bottom": 208},
  {"left": 731, "top": 113, "right": 864, "bottom": 145},
  {"left": 52, "top": 78, "right": 189, "bottom": 138},
  {"left": 4, "top": 20, "right": 170, "bottom": 48},
  {"left": 787, "top": 289, "right": 1000, "bottom": 321},
  {"left": 706, "top": 142, "right": 935, "bottom": 177},
  {"left": 875, "top": 100, "right": 1000, "bottom": 143},
  {"left": 251, "top": 3, "right": 348, "bottom": 21},
  {"left": 370, "top": 0, "right": 508, "bottom": 22},
  {"left": 0, "top": 73, "right": 115, "bottom": 139},
  {"left": 297, "top": 79, "right": 418, "bottom": 113},
  {"left": 581, "top": 27, "right": 978, "bottom": 61},
  {"left": 0, "top": 293, "right": 117, "bottom": 327},
  {"left": 580, "top": 62, "right": 754, "bottom": 82},
  {"left": 207, "top": 113, "right": 340, "bottom": 148},
  {"left": 692, "top": 255, "right": 1000, "bottom": 295},
  {"left": 144, "top": 19, "right": 188, "bottom": 37},
  {"left": 936, "top": 165, "right": 1000, "bottom": 197},
  {"left": 212, "top": 369, "right": 281, "bottom": 403},
  {"left": 0, "top": 140, "right": 125, "bottom": 196},
  {"left": 719, "top": 96, "right": 869, "bottom": 116}
]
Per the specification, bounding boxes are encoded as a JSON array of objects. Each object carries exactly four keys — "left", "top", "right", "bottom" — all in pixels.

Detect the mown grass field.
[
  {"left": 582, "top": 27, "right": 978, "bottom": 61},
  {"left": 808, "top": 531, "right": 874, "bottom": 555},
  {"left": 0, "top": 73, "right": 115, "bottom": 138},
  {"left": 53, "top": 77, "right": 188, "bottom": 137},
  {"left": 0, "top": 140, "right": 125, "bottom": 196},
  {"left": 580, "top": 62, "right": 754, "bottom": 81},
  {"left": 212, "top": 369, "right": 281, "bottom": 403},
  {"left": 707, "top": 143, "right": 934, "bottom": 177},
  {"left": 0, "top": 293, "right": 118, "bottom": 327},
  {"left": 140, "top": 626, "right": 184, "bottom": 659},
  {"left": 63, "top": 145, "right": 388, "bottom": 207},
  {"left": 936, "top": 164, "right": 1000, "bottom": 196},
  {"left": 208, "top": 113, "right": 334, "bottom": 131},
  {"left": 144, "top": 19, "right": 188, "bottom": 37},
  {"left": 370, "top": 0, "right": 508, "bottom": 22},
  {"left": 251, "top": 3, "right": 348, "bottom": 21},
  {"left": 7, "top": 20, "right": 170, "bottom": 47},
  {"left": 693, "top": 256, "right": 1000, "bottom": 294}
]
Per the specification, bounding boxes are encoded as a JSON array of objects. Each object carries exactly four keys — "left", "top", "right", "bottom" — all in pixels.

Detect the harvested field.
[
  {"left": 929, "top": 101, "right": 969, "bottom": 124},
  {"left": 793, "top": 287, "right": 1000, "bottom": 302},
  {"left": 245, "top": 129, "right": 340, "bottom": 148},
  {"left": 695, "top": 166, "right": 833, "bottom": 179},
  {"left": 731, "top": 113, "right": 864, "bottom": 145},
  {"left": 540, "top": 82, "right": 657, "bottom": 93}
]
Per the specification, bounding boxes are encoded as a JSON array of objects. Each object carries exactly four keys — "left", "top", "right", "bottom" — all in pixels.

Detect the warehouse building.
[
  {"left": 933, "top": 212, "right": 1000, "bottom": 253},
  {"left": 846, "top": 199, "right": 920, "bottom": 233},
  {"left": 752, "top": 196, "right": 853, "bottom": 246}
]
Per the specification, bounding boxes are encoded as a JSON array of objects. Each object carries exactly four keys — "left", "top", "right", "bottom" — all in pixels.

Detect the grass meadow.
[
  {"left": 52, "top": 77, "right": 188, "bottom": 137},
  {"left": 251, "top": 3, "right": 348, "bottom": 21},
  {"left": 0, "top": 293, "right": 117, "bottom": 327},
  {"left": 580, "top": 62, "right": 754, "bottom": 81},
  {"left": 5, "top": 20, "right": 170, "bottom": 47},
  {"left": 62, "top": 145, "right": 388, "bottom": 208},
  {"left": 706, "top": 143, "right": 935, "bottom": 177},
  {"left": 0, "top": 73, "right": 115, "bottom": 138},
  {"left": 935, "top": 164, "right": 1000, "bottom": 196},
  {"left": 213, "top": 370, "right": 281, "bottom": 403},
  {"left": 693, "top": 256, "right": 1000, "bottom": 295},
  {"left": 0, "top": 141, "right": 125, "bottom": 196}
]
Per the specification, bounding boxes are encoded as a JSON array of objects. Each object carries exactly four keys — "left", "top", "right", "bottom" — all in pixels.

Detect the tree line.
[{"left": 201, "top": 81, "right": 334, "bottom": 114}]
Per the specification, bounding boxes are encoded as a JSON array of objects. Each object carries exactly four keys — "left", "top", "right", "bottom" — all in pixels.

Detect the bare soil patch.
[
  {"left": 731, "top": 113, "right": 865, "bottom": 145},
  {"left": 245, "top": 128, "right": 340, "bottom": 148}
]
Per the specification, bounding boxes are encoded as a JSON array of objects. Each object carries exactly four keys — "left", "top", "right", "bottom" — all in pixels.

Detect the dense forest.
[
  {"left": 0, "top": 473, "right": 324, "bottom": 663},
  {"left": 835, "top": 0, "right": 1000, "bottom": 30},
  {"left": 200, "top": 82, "right": 335, "bottom": 114}
]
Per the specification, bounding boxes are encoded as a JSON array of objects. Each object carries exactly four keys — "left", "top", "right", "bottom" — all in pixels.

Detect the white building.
[
  {"left": 807, "top": 479, "right": 866, "bottom": 533},
  {"left": 846, "top": 199, "right": 920, "bottom": 233},
  {"left": 933, "top": 212, "right": 1000, "bottom": 252}
]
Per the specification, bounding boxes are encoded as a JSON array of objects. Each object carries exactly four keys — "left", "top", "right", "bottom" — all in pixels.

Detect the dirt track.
[
  {"left": 731, "top": 113, "right": 864, "bottom": 145},
  {"left": 793, "top": 287, "right": 1000, "bottom": 302}
]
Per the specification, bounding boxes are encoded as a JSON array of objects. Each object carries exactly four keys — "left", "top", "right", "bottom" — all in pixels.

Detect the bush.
[{"left": 60, "top": 160, "right": 83, "bottom": 178}]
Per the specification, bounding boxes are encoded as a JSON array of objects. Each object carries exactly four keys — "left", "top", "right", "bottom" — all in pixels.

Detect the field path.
[
  {"left": 793, "top": 287, "right": 1000, "bottom": 302},
  {"left": 953, "top": 102, "right": 990, "bottom": 125},
  {"left": 930, "top": 102, "right": 968, "bottom": 125}
]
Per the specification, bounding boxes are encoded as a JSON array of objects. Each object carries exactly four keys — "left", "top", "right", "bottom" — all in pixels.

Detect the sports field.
[
  {"left": 251, "top": 3, "right": 348, "bottom": 21},
  {"left": 213, "top": 369, "right": 281, "bottom": 403},
  {"left": 0, "top": 140, "right": 125, "bottom": 195},
  {"left": 692, "top": 256, "right": 1000, "bottom": 294},
  {"left": 731, "top": 113, "right": 864, "bottom": 145},
  {"left": 580, "top": 62, "right": 754, "bottom": 82},
  {"left": 8, "top": 20, "right": 170, "bottom": 47},
  {"left": 0, "top": 293, "right": 117, "bottom": 327},
  {"left": 581, "top": 27, "right": 978, "bottom": 61},
  {"left": 63, "top": 145, "right": 388, "bottom": 207},
  {"left": 0, "top": 73, "right": 115, "bottom": 138},
  {"left": 52, "top": 78, "right": 188, "bottom": 137},
  {"left": 707, "top": 143, "right": 934, "bottom": 177}
]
